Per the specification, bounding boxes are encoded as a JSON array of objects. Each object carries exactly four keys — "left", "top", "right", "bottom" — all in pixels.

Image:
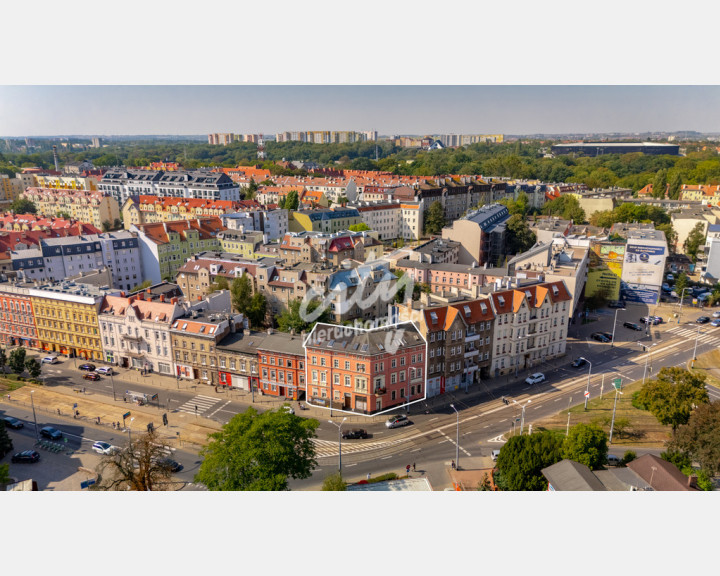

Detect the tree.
[
  {"left": 0, "top": 420, "right": 13, "bottom": 458},
  {"left": 669, "top": 401, "right": 720, "bottom": 475},
  {"left": 322, "top": 472, "right": 347, "bottom": 491},
  {"left": 424, "top": 201, "right": 446, "bottom": 236},
  {"left": 0, "top": 463, "right": 10, "bottom": 485},
  {"left": 92, "top": 429, "right": 177, "bottom": 491},
  {"left": 348, "top": 222, "right": 371, "bottom": 232},
  {"left": 284, "top": 190, "right": 299, "bottom": 211},
  {"left": 9, "top": 198, "right": 37, "bottom": 214},
  {"left": 56, "top": 210, "right": 71, "bottom": 219},
  {"left": 25, "top": 358, "right": 42, "bottom": 379},
  {"left": 131, "top": 280, "right": 152, "bottom": 293},
  {"left": 195, "top": 406, "right": 319, "bottom": 490},
  {"left": 674, "top": 271, "right": 689, "bottom": 297},
  {"left": 0, "top": 348, "right": 6, "bottom": 373},
  {"left": 621, "top": 450, "right": 637, "bottom": 466},
  {"left": 113, "top": 217, "right": 122, "bottom": 230},
  {"left": 495, "top": 431, "right": 564, "bottom": 491},
  {"left": 656, "top": 222, "right": 677, "bottom": 253},
  {"left": 668, "top": 171, "right": 683, "bottom": 200},
  {"left": 101, "top": 220, "right": 111, "bottom": 232},
  {"left": 634, "top": 367, "right": 709, "bottom": 433},
  {"left": 505, "top": 214, "right": 537, "bottom": 256},
  {"left": 245, "top": 178, "right": 258, "bottom": 200},
  {"left": 684, "top": 222, "right": 706, "bottom": 263},
  {"left": 209, "top": 276, "right": 229, "bottom": 293},
  {"left": 8, "top": 347, "right": 26, "bottom": 375},
  {"left": 246, "top": 292, "right": 267, "bottom": 328},
  {"left": 651, "top": 168, "right": 668, "bottom": 198},
  {"left": 277, "top": 299, "right": 332, "bottom": 333},
  {"left": 541, "top": 194, "right": 585, "bottom": 223},
  {"left": 562, "top": 423, "right": 608, "bottom": 470},
  {"left": 231, "top": 275, "right": 253, "bottom": 314}
]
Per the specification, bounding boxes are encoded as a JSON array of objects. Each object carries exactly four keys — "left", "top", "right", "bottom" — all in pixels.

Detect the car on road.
[
  {"left": 601, "top": 331, "right": 613, "bottom": 341},
  {"left": 640, "top": 316, "right": 661, "bottom": 325},
  {"left": 2, "top": 416, "right": 24, "bottom": 429},
  {"left": 40, "top": 426, "right": 63, "bottom": 440},
  {"left": 280, "top": 405, "right": 295, "bottom": 415},
  {"left": 11, "top": 450, "right": 40, "bottom": 464},
  {"left": 608, "top": 300, "right": 626, "bottom": 309},
  {"left": 697, "top": 316, "right": 711, "bottom": 324},
  {"left": 83, "top": 373, "right": 101, "bottom": 381},
  {"left": 94, "top": 366, "right": 113, "bottom": 375},
  {"left": 713, "top": 311, "right": 720, "bottom": 319},
  {"left": 525, "top": 373, "right": 546, "bottom": 385},
  {"left": 491, "top": 449, "right": 501, "bottom": 462},
  {"left": 41, "top": 356, "right": 59, "bottom": 364},
  {"left": 386, "top": 414, "right": 410, "bottom": 429},
  {"left": 667, "top": 273, "right": 674, "bottom": 282},
  {"left": 157, "top": 457, "right": 183, "bottom": 473},
  {"left": 624, "top": 321, "right": 643, "bottom": 331},
  {"left": 712, "top": 319, "right": 720, "bottom": 327},
  {"left": 342, "top": 429, "right": 369, "bottom": 440},
  {"left": 79, "top": 363, "right": 96, "bottom": 372},
  {"left": 606, "top": 454, "right": 622, "bottom": 467},
  {"left": 591, "top": 332, "right": 610, "bottom": 342},
  {"left": 91, "top": 441, "right": 117, "bottom": 455},
  {"left": 571, "top": 357, "right": 588, "bottom": 369},
  {"left": 662, "top": 283, "right": 672, "bottom": 292}
]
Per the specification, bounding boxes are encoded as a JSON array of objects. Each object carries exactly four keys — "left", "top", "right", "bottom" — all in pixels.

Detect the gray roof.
[
  {"left": 257, "top": 331, "right": 306, "bottom": 356},
  {"left": 216, "top": 330, "right": 268, "bottom": 355},
  {"left": 306, "top": 322, "right": 424, "bottom": 356},
  {"left": 541, "top": 459, "right": 607, "bottom": 491}
]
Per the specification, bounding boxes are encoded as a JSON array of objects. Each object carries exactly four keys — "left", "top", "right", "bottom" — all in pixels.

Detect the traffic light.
[{"left": 162, "top": 413, "right": 168, "bottom": 426}]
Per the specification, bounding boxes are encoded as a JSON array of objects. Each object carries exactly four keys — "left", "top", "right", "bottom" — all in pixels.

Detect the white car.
[
  {"left": 280, "top": 405, "right": 295, "bottom": 415},
  {"left": 712, "top": 311, "right": 720, "bottom": 318},
  {"left": 91, "top": 441, "right": 118, "bottom": 455},
  {"left": 95, "top": 366, "right": 113, "bottom": 375},
  {"left": 491, "top": 449, "right": 501, "bottom": 462},
  {"left": 41, "top": 356, "right": 59, "bottom": 364},
  {"left": 525, "top": 373, "right": 546, "bottom": 386}
]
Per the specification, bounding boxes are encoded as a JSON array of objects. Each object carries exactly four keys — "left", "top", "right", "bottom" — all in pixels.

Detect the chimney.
[
  {"left": 171, "top": 297, "right": 178, "bottom": 304},
  {"left": 53, "top": 145, "right": 60, "bottom": 172},
  {"left": 120, "top": 291, "right": 126, "bottom": 297},
  {"left": 160, "top": 294, "right": 165, "bottom": 302},
  {"left": 137, "top": 293, "right": 144, "bottom": 300},
  {"left": 688, "top": 475, "right": 698, "bottom": 489},
  {"left": 146, "top": 288, "right": 151, "bottom": 295}
]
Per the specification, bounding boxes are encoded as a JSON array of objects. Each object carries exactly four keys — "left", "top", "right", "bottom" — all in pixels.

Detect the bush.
[
  {"left": 621, "top": 450, "right": 637, "bottom": 466},
  {"left": 367, "top": 473, "right": 398, "bottom": 484}
]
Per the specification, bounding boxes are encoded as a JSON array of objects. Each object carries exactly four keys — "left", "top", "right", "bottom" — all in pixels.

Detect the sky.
[{"left": 2, "top": 85, "right": 720, "bottom": 137}]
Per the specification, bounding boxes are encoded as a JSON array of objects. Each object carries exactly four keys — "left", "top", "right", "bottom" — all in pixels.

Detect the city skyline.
[{"left": 2, "top": 86, "right": 720, "bottom": 138}]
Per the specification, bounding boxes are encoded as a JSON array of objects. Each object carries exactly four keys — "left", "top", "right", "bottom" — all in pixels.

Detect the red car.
[{"left": 83, "top": 373, "right": 101, "bottom": 381}]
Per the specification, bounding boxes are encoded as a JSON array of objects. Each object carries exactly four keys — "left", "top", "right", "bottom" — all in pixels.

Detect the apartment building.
[
  {"left": 326, "top": 260, "right": 398, "bottom": 324},
  {"left": 175, "top": 253, "right": 265, "bottom": 303},
  {"left": 131, "top": 218, "right": 225, "bottom": 283},
  {"left": 395, "top": 295, "right": 496, "bottom": 397},
  {"left": 220, "top": 208, "right": 288, "bottom": 241},
  {"left": 33, "top": 174, "right": 98, "bottom": 191},
  {"left": 289, "top": 208, "right": 362, "bottom": 234},
  {"left": 441, "top": 204, "right": 510, "bottom": 266},
  {"left": 10, "top": 231, "right": 142, "bottom": 291},
  {"left": 256, "top": 330, "right": 306, "bottom": 400},
  {"left": 0, "top": 213, "right": 100, "bottom": 235},
  {"left": 0, "top": 282, "right": 39, "bottom": 348},
  {"left": 218, "top": 230, "right": 265, "bottom": 258},
  {"left": 304, "top": 322, "right": 426, "bottom": 415},
  {"left": 121, "top": 196, "right": 253, "bottom": 229},
  {"left": 98, "top": 290, "right": 184, "bottom": 373},
  {"left": 216, "top": 330, "right": 266, "bottom": 392},
  {"left": 489, "top": 281, "right": 572, "bottom": 376},
  {"left": 30, "top": 281, "right": 118, "bottom": 361},
  {"left": 22, "top": 187, "right": 120, "bottom": 230},
  {"left": 350, "top": 200, "right": 424, "bottom": 241}
]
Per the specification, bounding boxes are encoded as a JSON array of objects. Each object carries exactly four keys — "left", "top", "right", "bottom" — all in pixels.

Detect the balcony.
[
  {"left": 465, "top": 332, "right": 480, "bottom": 342},
  {"left": 375, "top": 388, "right": 387, "bottom": 396},
  {"left": 464, "top": 348, "right": 479, "bottom": 358}
]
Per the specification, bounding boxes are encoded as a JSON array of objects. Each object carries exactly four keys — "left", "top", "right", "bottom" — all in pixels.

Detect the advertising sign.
[
  {"left": 620, "top": 282, "right": 660, "bottom": 304},
  {"left": 586, "top": 267, "right": 621, "bottom": 300},
  {"left": 621, "top": 242, "right": 666, "bottom": 287}
]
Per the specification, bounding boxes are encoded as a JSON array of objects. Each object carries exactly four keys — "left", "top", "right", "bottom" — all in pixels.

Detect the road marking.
[
  {"left": 533, "top": 404, "right": 543, "bottom": 409},
  {"left": 381, "top": 456, "right": 392, "bottom": 460},
  {"left": 499, "top": 418, "right": 507, "bottom": 422},
  {"left": 483, "top": 425, "right": 490, "bottom": 428},
  {"left": 207, "top": 400, "right": 232, "bottom": 417},
  {"left": 345, "top": 463, "right": 357, "bottom": 467},
  {"left": 428, "top": 417, "right": 438, "bottom": 421},
  {"left": 410, "top": 448, "right": 421, "bottom": 452}
]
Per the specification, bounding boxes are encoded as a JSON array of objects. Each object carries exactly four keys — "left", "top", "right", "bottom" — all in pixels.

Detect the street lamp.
[
  {"left": 512, "top": 398, "right": 531, "bottom": 434},
  {"left": 127, "top": 416, "right": 135, "bottom": 446},
  {"left": 610, "top": 308, "right": 622, "bottom": 347},
  {"left": 327, "top": 417, "right": 347, "bottom": 473},
  {"left": 450, "top": 404, "right": 459, "bottom": 470},
  {"left": 692, "top": 325, "right": 703, "bottom": 368},
  {"left": 110, "top": 369, "right": 117, "bottom": 401},
  {"left": 30, "top": 389, "right": 39, "bottom": 443},
  {"left": 580, "top": 357, "right": 592, "bottom": 411},
  {"left": 678, "top": 287, "right": 689, "bottom": 323},
  {"left": 566, "top": 395, "right": 572, "bottom": 436}
]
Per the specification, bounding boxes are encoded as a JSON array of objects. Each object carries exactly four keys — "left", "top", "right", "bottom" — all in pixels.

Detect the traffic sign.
[
  {"left": 584, "top": 391, "right": 590, "bottom": 398},
  {"left": 122, "top": 411, "right": 131, "bottom": 420},
  {"left": 73, "top": 403, "right": 78, "bottom": 409},
  {"left": 151, "top": 393, "right": 159, "bottom": 401},
  {"left": 612, "top": 378, "right": 622, "bottom": 390}
]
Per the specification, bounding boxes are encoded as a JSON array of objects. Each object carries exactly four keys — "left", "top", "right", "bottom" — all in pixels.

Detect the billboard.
[
  {"left": 586, "top": 267, "right": 621, "bottom": 300},
  {"left": 621, "top": 241, "right": 666, "bottom": 287},
  {"left": 620, "top": 282, "right": 660, "bottom": 304}
]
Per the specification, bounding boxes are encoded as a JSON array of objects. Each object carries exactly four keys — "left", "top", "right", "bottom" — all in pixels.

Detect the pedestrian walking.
[
  {"left": 57, "top": 408, "right": 60, "bottom": 415},
  {"left": 96, "top": 416, "right": 101, "bottom": 425},
  {"left": 413, "top": 462, "right": 416, "bottom": 472},
  {"left": 451, "top": 460, "right": 456, "bottom": 470},
  {"left": 367, "top": 472, "right": 371, "bottom": 481}
]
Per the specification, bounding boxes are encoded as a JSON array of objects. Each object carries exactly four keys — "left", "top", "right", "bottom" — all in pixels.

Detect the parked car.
[
  {"left": 710, "top": 319, "right": 720, "bottom": 327},
  {"left": 386, "top": 414, "right": 410, "bottom": 429},
  {"left": 91, "top": 441, "right": 117, "bottom": 455},
  {"left": 661, "top": 283, "right": 671, "bottom": 292},
  {"left": 525, "top": 373, "right": 546, "bottom": 385},
  {"left": 640, "top": 316, "right": 661, "bottom": 325},
  {"left": 713, "top": 311, "right": 720, "bottom": 319},
  {"left": 606, "top": 454, "right": 622, "bottom": 467},
  {"left": 11, "top": 450, "right": 40, "bottom": 464},
  {"left": 79, "top": 363, "right": 96, "bottom": 372},
  {"left": 697, "top": 316, "right": 710, "bottom": 324},
  {"left": 667, "top": 273, "right": 674, "bottom": 282},
  {"left": 624, "top": 321, "right": 643, "bottom": 331},
  {"left": 2, "top": 416, "right": 24, "bottom": 429},
  {"left": 591, "top": 332, "right": 610, "bottom": 342},
  {"left": 156, "top": 458, "right": 183, "bottom": 473},
  {"left": 601, "top": 331, "right": 613, "bottom": 341},
  {"left": 608, "top": 300, "right": 626, "bottom": 309},
  {"left": 41, "top": 356, "right": 59, "bottom": 364},
  {"left": 571, "top": 357, "right": 588, "bottom": 368},
  {"left": 95, "top": 366, "right": 113, "bottom": 375},
  {"left": 40, "top": 426, "right": 62, "bottom": 440},
  {"left": 83, "top": 373, "right": 101, "bottom": 381},
  {"left": 342, "top": 429, "right": 369, "bottom": 440},
  {"left": 491, "top": 449, "right": 501, "bottom": 462}
]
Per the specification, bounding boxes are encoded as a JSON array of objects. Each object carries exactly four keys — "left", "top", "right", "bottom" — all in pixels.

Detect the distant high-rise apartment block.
[{"left": 274, "top": 131, "right": 376, "bottom": 144}]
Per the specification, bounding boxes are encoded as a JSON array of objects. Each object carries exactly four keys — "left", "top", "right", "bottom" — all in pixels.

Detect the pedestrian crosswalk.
[
  {"left": 312, "top": 436, "right": 412, "bottom": 459},
  {"left": 667, "top": 326, "right": 720, "bottom": 347},
  {"left": 177, "top": 395, "right": 220, "bottom": 415}
]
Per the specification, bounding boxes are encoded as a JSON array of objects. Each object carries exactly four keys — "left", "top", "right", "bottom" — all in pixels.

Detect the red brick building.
[
  {"left": 304, "top": 322, "right": 426, "bottom": 415},
  {"left": 0, "top": 282, "right": 38, "bottom": 348},
  {"left": 257, "top": 330, "right": 306, "bottom": 400}
]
